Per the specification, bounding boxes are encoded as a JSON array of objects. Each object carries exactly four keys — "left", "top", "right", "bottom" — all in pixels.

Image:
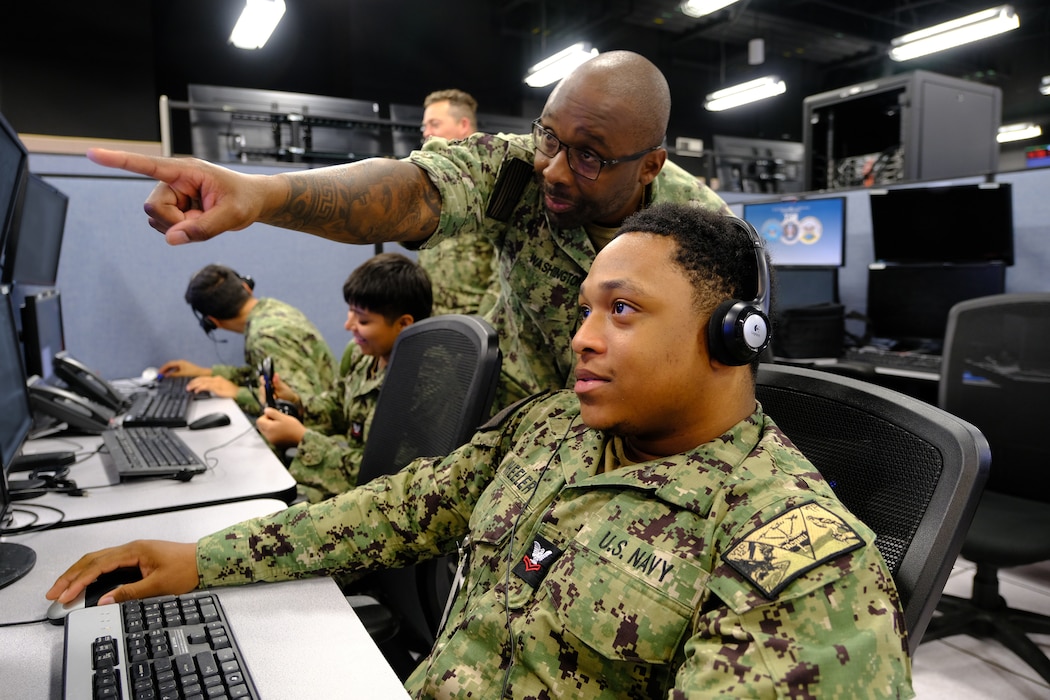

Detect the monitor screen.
[
  {"left": 2, "top": 174, "right": 68, "bottom": 286},
  {"left": 742, "top": 197, "right": 846, "bottom": 267},
  {"left": 869, "top": 183, "right": 1014, "bottom": 265},
  {"left": 0, "top": 288, "right": 37, "bottom": 588},
  {"left": 772, "top": 266, "right": 839, "bottom": 311},
  {"left": 866, "top": 263, "right": 1006, "bottom": 350},
  {"left": 0, "top": 111, "right": 29, "bottom": 266},
  {"left": 20, "top": 288, "right": 65, "bottom": 381}
]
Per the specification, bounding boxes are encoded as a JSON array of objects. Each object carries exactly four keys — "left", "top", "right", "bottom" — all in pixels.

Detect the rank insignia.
[
  {"left": 723, "top": 502, "right": 864, "bottom": 598},
  {"left": 512, "top": 534, "right": 563, "bottom": 589}
]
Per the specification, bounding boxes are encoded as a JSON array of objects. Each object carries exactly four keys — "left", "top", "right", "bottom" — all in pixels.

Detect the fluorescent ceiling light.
[
  {"left": 680, "top": 0, "right": 741, "bottom": 18},
  {"left": 229, "top": 0, "right": 286, "bottom": 50},
  {"left": 1040, "top": 75, "right": 1050, "bottom": 96},
  {"left": 524, "top": 43, "right": 599, "bottom": 88},
  {"left": 997, "top": 122, "right": 1042, "bottom": 143},
  {"left": 889, "top": 5, "right": 1019, "bottom": 62},
  {"left": 705, "top": 76, "right": 786, "bottom": 112}
]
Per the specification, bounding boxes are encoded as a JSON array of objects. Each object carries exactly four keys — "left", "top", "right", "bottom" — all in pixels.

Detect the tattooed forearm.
[{"left": 267, "top": 159, "right": 440, "bottom": 245}]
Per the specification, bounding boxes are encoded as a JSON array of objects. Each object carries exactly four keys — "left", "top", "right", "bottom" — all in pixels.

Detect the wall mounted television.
[
  {"left": 742, "top": 196, "right": 846, "bottom": 267},
  {"left": 869, "top": 182, "right": 1014, "bottom": 265}
]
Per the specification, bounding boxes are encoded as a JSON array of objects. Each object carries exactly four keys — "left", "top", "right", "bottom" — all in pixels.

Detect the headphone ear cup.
[
  {"left": 194, "top": 309, "right": 217, "bottom": 335},
  {"left": 707, "top": 299, "right": 771, "bottom": 366}
]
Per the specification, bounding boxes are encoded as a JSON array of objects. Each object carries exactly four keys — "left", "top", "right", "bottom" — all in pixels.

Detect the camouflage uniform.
[
  {"left": 407, "top": 133, "right": 731, "bottom": 409},
  {"left": 417, "top": 235, "right": 500, "bottom": 317},
  {"left": 196, "top": 391, "right": 914, "bottom": 699},
  {"left": 292, "top": 342, "right": 384, "bottom": 502},
  {"left": 210, "top": 297, "right": 337, "bottom": 416}
]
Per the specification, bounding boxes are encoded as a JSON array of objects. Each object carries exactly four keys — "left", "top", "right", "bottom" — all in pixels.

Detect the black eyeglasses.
[{"left": 531, "top": 120, "right": 660, "bottom": 181}]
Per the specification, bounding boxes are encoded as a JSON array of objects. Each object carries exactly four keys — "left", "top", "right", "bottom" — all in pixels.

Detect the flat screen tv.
[
  {"left": 742, "top": 197, "right": 846, "bottom": 267},
  {"left": 2, "top": 174, "right": 68, "bottom": 286},
  {"left": 869, "top": 183, "right": 1014, "bottom": 265}
]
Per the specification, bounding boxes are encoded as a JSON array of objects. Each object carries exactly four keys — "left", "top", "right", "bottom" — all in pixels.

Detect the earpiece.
[{"left": 706, "top": 217, "right": 772, "bottom": 366}]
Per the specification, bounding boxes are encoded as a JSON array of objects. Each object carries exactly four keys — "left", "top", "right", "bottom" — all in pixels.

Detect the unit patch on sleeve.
[{"left": 722, "top": 501, "right": 865, "bottom": 599}]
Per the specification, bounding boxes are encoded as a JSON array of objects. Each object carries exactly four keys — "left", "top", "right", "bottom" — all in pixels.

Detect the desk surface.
[
  {"left": 0, "top": 499, "right": 410, "bottom": 699},
  {"left": 11, "top": 397, "right": 297, "bottom": 528}
]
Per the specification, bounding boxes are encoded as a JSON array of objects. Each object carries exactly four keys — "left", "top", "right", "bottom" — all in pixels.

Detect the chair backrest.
[
  {"left": 357, "top": 314, "right": 501, "bottom": 485},
  {"left": 353, "top": 314, "right": 501, "bottom": 650},
  {"left": 755, "top": 363, "right": 989, "bottom": 654},
  {"left": 940, "top": 293, "right": 1050, "bottom": 503}
]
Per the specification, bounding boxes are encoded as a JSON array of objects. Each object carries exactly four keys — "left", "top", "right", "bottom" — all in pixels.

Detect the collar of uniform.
[{"left": 565, "top": 407, "right": 766, "bottom": 514}]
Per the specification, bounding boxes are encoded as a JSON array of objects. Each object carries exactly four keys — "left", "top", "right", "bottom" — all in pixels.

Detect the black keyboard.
[
  {"left": 101, "top": 426, "right": 207, "bottom": 480},
  {"left": 62, "top": 591, "right": 259, "bottom": 700},
  {"left": 843, "top": 346, "right": 943, "bottom": 375},
  {"left": 122, "top": 390, "right": 192, "bottom": 428}
]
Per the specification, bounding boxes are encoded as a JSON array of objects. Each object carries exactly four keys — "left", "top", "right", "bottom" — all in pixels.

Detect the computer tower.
[{"left": 803, "top": 70, "right": 1000, "bottom": 191}]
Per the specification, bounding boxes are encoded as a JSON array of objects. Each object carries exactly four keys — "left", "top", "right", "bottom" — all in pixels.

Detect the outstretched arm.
[{"left": 87, "top": 148, "right": 442, "bottom": 247}]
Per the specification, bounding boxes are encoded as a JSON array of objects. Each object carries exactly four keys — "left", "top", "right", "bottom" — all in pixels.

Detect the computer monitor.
[
  {"left": 0, "top": 289, "right": 37, "bottom": 588},
  {"left": 866, "top": 263, "right": 1006, "bottom": 351},
  {"left": 869, "top": 183, "right": 1014, "bottom": 265},
  {"left": 0, "top": 111, "right": 29, "bottom": 267},
  {"left": 742, "top": 197, "right": 846, "bottom": 267},
  {"left": 772, "top": 267, "right": 839, "bottom": 311},
  {"left": 20, "top": 288, "right": 65, "bottom": 381},
  {"left": 2, "top": 174, "right": 68, "bottom": 286}
]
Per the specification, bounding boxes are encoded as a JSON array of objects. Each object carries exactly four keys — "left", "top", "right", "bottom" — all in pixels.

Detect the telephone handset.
[
  {"left": 259, "top": 357, "right": 301, "bottom": 419},
  {"left": 26, "top": 375, "right": 116, "bottom": 434},
  {"left": 52, "top": 351, "right": 128, "bottom": 412}
]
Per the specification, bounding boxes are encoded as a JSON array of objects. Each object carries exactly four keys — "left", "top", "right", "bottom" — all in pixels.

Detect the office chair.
[
  {"left": 346, "top": 314, "right": 501, "bottom": 674},
  {"left": 920, "top": 293, "right": 1050, "bottom": 682},
  {"left": 755, "top": 363, "right": 989, "bottom": 654}
]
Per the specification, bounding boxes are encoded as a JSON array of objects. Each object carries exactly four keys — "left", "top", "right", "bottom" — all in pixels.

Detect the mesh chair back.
[
  {"left": 357, "top": 314, "right": 501, "bottom": 484},
  {"left": 756, "top": 363, "right": 989, "bottom": 653},
  {"left": 940, "top": 293, "right": 1050, "bottom": 502}
]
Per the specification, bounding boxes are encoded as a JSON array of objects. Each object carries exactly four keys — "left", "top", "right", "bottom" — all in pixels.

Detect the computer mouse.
[
  {"left": 46, "top": 567, "right": 144, "bottom": 625},
  {"left": 141, "top": 367, "right": 160, "bottom": 382},
  {"left": 46, "top": 589, "right": 86, "bottom": 624},
  {"left": 188, "top": 412, "right": 232, "bottom": 430}
]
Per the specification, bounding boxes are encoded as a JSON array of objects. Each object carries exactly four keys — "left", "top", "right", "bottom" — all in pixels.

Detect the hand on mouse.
[{"left": 46, "top": 540, "right": 199, "bottom": 606}]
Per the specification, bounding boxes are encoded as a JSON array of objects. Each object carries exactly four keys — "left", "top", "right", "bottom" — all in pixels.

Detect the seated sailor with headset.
[{"left": 158, "top": 264, "right": 338, "bottom": 416}]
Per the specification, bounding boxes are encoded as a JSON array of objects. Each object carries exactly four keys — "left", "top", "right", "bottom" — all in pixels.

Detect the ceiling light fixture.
[
  {"left": 524, "top": 43, "right": 599, "bottom": 88},
  {"left": 888, "top": 5, "right": 1019, "bottom": 62},
  {"left": 1040, "top": 76, "right": 1050, "bottom": 96},
  {"left": 229, "top": 0, "right": 286, "bottom": 50},
  {"left": 680, "top": 0, "right": 741, "bottom": 19},
  {"left": 704, "top": 76, "right": 786, "bottom": 112},
  {"left": 997, "top": 122, "right": 1042, "bottom": 143}
]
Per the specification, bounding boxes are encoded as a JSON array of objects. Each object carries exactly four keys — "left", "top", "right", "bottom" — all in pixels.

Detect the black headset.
[
  {"left": 192, "top": 270, "right": 255, "bottom": 336},
  {"left": 706, "top": 217, "right": 772, "bottom": 366}
]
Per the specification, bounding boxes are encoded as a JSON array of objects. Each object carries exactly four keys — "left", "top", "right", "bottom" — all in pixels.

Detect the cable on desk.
[
  {"left": 201, "top": 425, "right": 260, "bottom": 469},
  {"left": 0, "top": 502, "right": 67, "bottom": 534}
]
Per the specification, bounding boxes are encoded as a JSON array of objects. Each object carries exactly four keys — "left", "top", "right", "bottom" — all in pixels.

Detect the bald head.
[{"left": 552, "top": 51, "right": 670, "bottom": 147}]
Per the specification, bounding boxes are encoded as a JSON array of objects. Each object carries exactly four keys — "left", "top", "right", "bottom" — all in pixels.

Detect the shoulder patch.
[
  {"left": 478, "top": 391, "right": 551, "bottom": 432},
  {"left": 722, "top": 502, "right": 864, "bottom": 599}
]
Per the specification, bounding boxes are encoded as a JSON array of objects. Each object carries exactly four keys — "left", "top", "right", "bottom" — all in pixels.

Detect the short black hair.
[
  {"left": 185, "top": 264, "right": 253, "bottom": 320},
  {"left": 615, "top": 202, "right": 775, "bottom": 370},
  {"left": 343, "top": 253, "right": 433, "bottom": 323}
]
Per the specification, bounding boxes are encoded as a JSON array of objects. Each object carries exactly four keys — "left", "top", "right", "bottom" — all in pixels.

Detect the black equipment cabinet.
[{"left": 803, "top": 70, "right": 1000, "bottom": 191}]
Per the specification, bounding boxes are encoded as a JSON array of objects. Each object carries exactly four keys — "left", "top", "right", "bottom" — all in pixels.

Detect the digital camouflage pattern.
[
  {"left": 196, "top": 391, "right": 913, "bottom": 699},
  {"left": 408, "top": 133, "right": 732, "bottom": 410},
  {"left": 291, "top": 342, "right": 385, "bottom": 502},
  {"left": 210, "top": 297, "right": 338, "bottom": 415},
  {"left": 417, "top": 233, "right": 500, "bottom": 317}
]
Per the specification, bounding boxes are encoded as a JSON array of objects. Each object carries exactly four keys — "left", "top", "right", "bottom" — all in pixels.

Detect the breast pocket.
[{"left": 542, "top": 523, "right": 708, "bottom": 665}]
